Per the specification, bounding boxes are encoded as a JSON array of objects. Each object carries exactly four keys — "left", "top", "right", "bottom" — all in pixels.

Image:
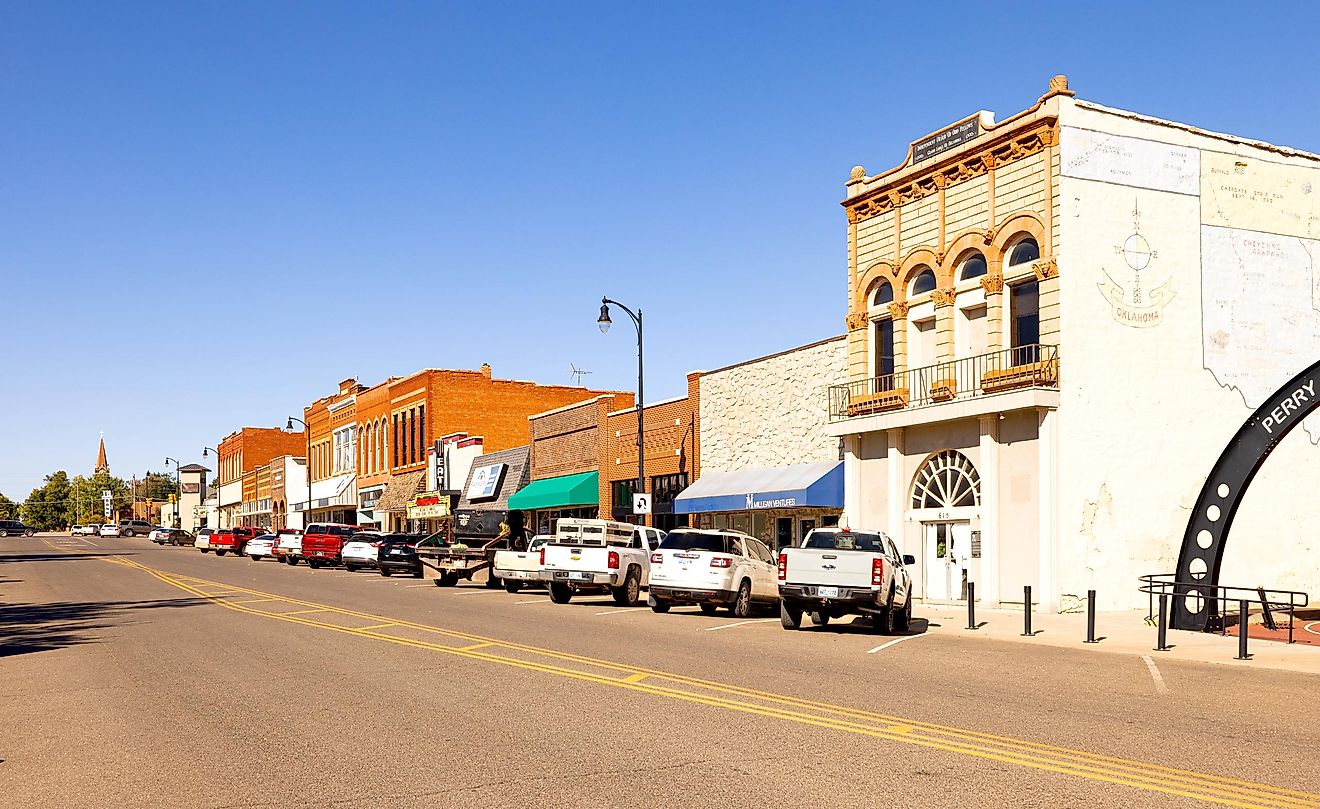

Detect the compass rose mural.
[{"left": 1098, "top": 200, "right": 1177, "bottom": 327}]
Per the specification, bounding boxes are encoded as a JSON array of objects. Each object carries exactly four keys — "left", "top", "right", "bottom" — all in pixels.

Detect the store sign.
[
  {"left": 467, "top": 463, "right": 506, "bottom": 500},
  {"left": 745, "top": 493, "right": 797, "bottom": 510},
  {"left": 360, "top": 488, "right": 383, "bottom": 510},
  {"left": 911, "top": 116, "right": 980, "bottom": 164},
  {"left": 408, "top": 491, "right": 451, "bottom": 520},
  {"left": 182, "top": 482, "right": 200, "bottom": 494}
]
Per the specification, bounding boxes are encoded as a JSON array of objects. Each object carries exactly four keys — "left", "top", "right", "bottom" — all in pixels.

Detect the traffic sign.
[{"left": 632, "top": 493, "right": 651, "bottom": 516}]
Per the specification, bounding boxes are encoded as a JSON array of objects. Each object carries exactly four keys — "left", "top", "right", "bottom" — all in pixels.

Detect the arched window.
[
  {"left": 911, "top": 450, "right": 981, "bottom": 509},
  {"left": 1008, "top": 237, "right": 1039, "bottom": 267},
  {"left": 959, "top": 253, "right": 987, "bottom": 280},
  {"left": 910, "top": 268, "right": 936, "bottom": 295},
  {"left": 872, "top": 281, "right": 893, "bottom": 307}
]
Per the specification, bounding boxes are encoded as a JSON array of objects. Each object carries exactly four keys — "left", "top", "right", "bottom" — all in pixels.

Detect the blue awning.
[{"left": 674, "top": 461, "right": 843, "bottom": 514}]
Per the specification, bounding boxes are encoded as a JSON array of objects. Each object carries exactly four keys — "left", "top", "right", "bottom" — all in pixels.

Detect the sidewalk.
[{"left": 914, "top": 603, "right": 1320, "bottom": 676}]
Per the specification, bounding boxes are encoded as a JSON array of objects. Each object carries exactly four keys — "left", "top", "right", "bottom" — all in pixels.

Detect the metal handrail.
[
  {"left": 1138, "top": 573, "right": 1309, "bottom": 643},
  {"left": 828, "top": 344, "right": 1059, "bottom": 420}
]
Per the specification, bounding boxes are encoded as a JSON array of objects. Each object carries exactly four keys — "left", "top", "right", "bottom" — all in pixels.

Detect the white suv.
[{"left": 648, "top": 528, "right": 779, "bottom": 618}]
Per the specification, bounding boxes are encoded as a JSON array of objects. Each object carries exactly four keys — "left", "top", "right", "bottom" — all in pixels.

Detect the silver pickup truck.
[{"left": 777, "top": 527, "right": 914, "bottom": 634}]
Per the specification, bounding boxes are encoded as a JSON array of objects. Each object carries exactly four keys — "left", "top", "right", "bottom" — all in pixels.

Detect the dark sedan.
[{"left": 377, "top": 534, "right": 426, "bottom": 578}]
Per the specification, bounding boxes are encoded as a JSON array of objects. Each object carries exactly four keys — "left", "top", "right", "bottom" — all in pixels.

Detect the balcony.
[{"left": 828, "top": 344, "right": 1059, "bottom": 421}]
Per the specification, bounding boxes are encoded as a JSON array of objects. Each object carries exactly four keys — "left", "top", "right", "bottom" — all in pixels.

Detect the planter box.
[
  {"left": 930, "top": 378, "right": 958, "bottom": 402},
  {"left": 845, "top": 388, "right": 910, "bottom": 416},
  {"left": 982, "top": 359, "right": 1060, "bottom": 393}
]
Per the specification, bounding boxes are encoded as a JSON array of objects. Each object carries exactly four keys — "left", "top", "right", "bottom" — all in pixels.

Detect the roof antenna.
[{"left": 570, "top": 363, "right": 592, "bottom": 386}]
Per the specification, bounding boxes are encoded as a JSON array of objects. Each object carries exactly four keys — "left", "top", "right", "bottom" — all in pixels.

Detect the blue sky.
[{"left": 3, "top": 1, "right": 1319, "bottom": 497}]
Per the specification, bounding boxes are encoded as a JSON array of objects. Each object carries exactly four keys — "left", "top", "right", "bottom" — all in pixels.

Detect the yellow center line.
[
  {"left": 276, "top": 608, "right": 328, "bottom": 616},
  {"left": 233, "top": 598, "right": 278, "bottom": 605},
  {"left": 355, "top": 622, "right": 399, "bottom": 631},
  {"left": 101, "top": 556, "right": 1318, "bottom": 809}
]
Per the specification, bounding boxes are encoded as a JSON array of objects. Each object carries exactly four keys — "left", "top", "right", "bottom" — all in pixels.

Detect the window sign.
[{"left": 466, "top": 463, "right": 506, "bottom": 500}]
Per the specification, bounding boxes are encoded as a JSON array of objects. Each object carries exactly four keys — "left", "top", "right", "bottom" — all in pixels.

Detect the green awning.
[{"left": 507, "top": 471, "right": 599, "bottom": 511}]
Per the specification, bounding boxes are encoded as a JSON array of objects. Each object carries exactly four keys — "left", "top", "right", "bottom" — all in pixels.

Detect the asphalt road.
[{"left": 2, "top": 534, "right": 1316, "bottom": 809}]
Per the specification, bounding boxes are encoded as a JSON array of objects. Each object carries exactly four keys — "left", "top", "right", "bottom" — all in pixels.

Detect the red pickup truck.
[
  {"left": 301, "top": 523, "right": 359, "bottom": 568},
  {"left": 210, "top": 526, "right": 261, "bottom": 557}
]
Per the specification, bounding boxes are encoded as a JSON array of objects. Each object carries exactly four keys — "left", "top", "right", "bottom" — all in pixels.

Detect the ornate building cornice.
[
  {"left": 931, "top": 288, "right": 957, "bottom": 308},
  {"left": 888, "top": 301, "right": 910, "bottom": 320},
  {"left": 1032, "top": 257, "right": 1059, "bottom": 280},
  {"left": 981, "top": 274, "right": 1005, "bottom": 294},
  {"left": 845, "top": 121, "right": 1058, "bottom": 225},
  {"left": 845, "top": 311, "right": 868, "bottom": 331}
]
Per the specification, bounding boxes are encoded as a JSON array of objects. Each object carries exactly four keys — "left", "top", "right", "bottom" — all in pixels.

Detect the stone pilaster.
[
  {"left": 982, "top": 273, "right": 1005, "bottom": 357},
  {"left": 888, "top": 302, "right": 909, "bottom": 376},
  {"left": 932, "top": 288, "right": 956, "bottom": 365},
  {"left": 1034, "top": 257, "right": 1060, "bottom": 347}
]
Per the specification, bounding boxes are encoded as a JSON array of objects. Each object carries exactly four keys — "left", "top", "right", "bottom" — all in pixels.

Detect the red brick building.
[{"left": 215, "top": 427, "right": 306, "bottom": 528}]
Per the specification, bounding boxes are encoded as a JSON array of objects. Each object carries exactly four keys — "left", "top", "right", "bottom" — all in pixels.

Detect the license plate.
[
  {"left": 449, "top": 560, "right": 466, "bottom": 569},
  {"left": 818, "top": 586, "right": 839, "bottom": 598},
  {"left": 571, "top": 572, "right": 591, "bottom": 581},
  {"left": 389, "top": 549, "right": 406, "bottom": 555},
  {"left": 553, "top": 571, "right": 570, "bottom": 579}
]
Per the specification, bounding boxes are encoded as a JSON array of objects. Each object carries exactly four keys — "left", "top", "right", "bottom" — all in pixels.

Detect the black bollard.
[
  {"left": 1021, "top": 585, "right": 1033, "bottom": 636},
  {"left": 1085, "top": 589, "right": 1098, "bottom": 643},
  {"left": 1236, "top": 599, "right": 1251, "bottom": 660},
  {"left": 966, "top": 581, "right": 978, "bottom": 630},
  {"left": 1155, "top": 593, "right": 1169, "bottom": 652}
]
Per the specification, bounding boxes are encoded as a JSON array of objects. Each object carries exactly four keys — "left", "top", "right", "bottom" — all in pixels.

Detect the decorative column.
[
  {"left": 982, "top": 272, "right": 1005, "bottom": 360},
  {"left": 977, "top": 415, "right": 1000, "bottom": 606},
  {"left": 886, "top": 428, "right": 905, "bottom": 549},
  {"left": 932, "top": 287, "right": 957, "bottom": 362},
  {"left": 842, "top": 434, "right": 862, "bottom": 530},
  {"left": 1037, "top": 407, "right": 1059, "bottom": 612},
  {"left": 845, "top": 311, "right": 868, "bottom": 384},
  {"left": 1034, "top": 257, "right": 1060, "bottom": 347},
  {"left": 888, "top": 302, "right": 910, "bottom": 377}
]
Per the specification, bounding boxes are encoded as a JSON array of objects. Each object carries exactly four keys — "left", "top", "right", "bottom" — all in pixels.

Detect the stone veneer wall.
[{"left": 699, "top": 337, "right": 847, "bottom": 472}]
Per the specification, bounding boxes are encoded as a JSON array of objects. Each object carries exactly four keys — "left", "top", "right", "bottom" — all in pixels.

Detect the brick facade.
[
  {"left": 216, "top": 427, "right": 307, "bottom": 485},
  {"left": 528, "top": 394, "right": 634, "bottom": 481},
  {"left": 601, "top": 372, "right": 701, "bottom": 524},
  {"left": 304, "top": 377, "right": 365, "bottom": 484}
]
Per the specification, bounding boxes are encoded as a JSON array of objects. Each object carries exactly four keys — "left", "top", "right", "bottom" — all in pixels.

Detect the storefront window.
[{"left": 611, "top": 479, "right": 637, "bottom": 518}]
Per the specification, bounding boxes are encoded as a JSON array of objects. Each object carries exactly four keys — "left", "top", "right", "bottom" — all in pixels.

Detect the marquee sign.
[{"left": 407, "top": 491, "right": 451, "bottom": 520}]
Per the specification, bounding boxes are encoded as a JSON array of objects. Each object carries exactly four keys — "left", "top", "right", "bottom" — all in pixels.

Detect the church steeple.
[{"left": 95, "top": 432, "right": 109, "bottom": 475}]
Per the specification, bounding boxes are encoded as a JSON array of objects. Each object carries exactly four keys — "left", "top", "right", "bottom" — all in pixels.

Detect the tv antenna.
[{"left": 570, "top": 364, "right": 592, "bottom": 385}]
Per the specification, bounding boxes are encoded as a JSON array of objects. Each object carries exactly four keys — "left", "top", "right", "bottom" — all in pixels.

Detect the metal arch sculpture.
[{"left": 1171, "top": 360, "right": 1320, "bottom": 631}]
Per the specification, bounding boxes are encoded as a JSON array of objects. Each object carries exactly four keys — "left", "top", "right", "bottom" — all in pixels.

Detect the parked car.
[
  {"left": 341, "top": 532, "right": 384, "bottom": 572},
  {"left": 301, "top": 523, "right": 358, "bottom": 568},
  {"left": 98, "top": 524, "right": 121, "bottom": 537},
  {"left": 118, "top": 519, "right": 155, "bottom": 538},
  {"left": 209, "top": 526, "right": 262, "bottom": 557},
  {"left": 148, "top": 528, "right": 171, "bottom": 543},
  {"left": 245, "top": 534, "right": 278, "bottom": 561},
  {"left": 377, "top": 534, "right": 425, "bottom": 578},
  {"left": 491, "top": 534, "right": 552, "bottom": 592},
  {"left": 273, "top": 528, "right": 304, "bottom": 564},
  {"left": 70, "top": 524, "right": 86, "bottom": 536},
  {"left": 541, "top": 519, "right": 664, "bottom": 606},
  {"left": 194, "top": 527, "right": 216, "bottom": 552},
  {"left": 163, "top": 529, "right": 195, "bottom": 546},
  {"left": 0, "top": 520, "right": 37, "bottom": 537},
  {"left": 648, "top": 528, "right": 778, "bottom": 617},
  {"left": 777, "top": 527, "right": 914, "bottom": 634}
]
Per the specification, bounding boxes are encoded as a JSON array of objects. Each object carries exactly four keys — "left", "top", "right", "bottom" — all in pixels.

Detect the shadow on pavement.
[
  {"left": 0, "top": 597, "right": 205, "bottom": 658},
  {"left": 0, "top": 552, "right": 136, "bottom": 564}
]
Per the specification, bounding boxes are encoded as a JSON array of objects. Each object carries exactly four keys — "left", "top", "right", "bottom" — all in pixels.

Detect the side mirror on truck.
[{"left": 902, "top": 554, "right": 916, "bottom": 566}]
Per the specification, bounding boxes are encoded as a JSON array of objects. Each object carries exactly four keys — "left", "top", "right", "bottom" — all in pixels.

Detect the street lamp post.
[
  {"left": 164, "top": 456, "right": 181, "bottom": 528},
  {"left": 202, "top": 447, "right": 221, "bottom": 528},
  {"left": 597, "top": 297, "right": 645, "bottom": 524},
  {"left": 286, "top": 416, "right": 311, "bottom": 531}
]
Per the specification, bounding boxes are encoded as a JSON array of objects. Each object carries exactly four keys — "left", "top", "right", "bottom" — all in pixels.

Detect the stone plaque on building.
[{"left": 911, "top": 116, "right": 981, "bottom": 164}]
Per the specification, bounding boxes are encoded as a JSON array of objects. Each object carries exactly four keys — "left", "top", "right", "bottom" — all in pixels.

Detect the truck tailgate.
[
  {"left": 781, "top": 547, "right": 876, "bottom": 588},
  {"left": 542, "top": 545, "right": 610, "bottom": 573},
  {"left": 494, "top": 549, "right": 542, "bottom": 574}
]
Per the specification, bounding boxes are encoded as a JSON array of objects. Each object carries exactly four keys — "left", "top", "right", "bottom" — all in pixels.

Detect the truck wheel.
[
  {"left": 215, "top": 550, "right": 227, "bottom": 557},
  {"left": 485, "top": 571, "right": 502, "bottom": 589},
  {"left": 380, "top": 568, "right": 392, "bottom": 577},
  {"left": 200, "top": 549, "right": 208, "bottom": 553},
  {"left": 780, "top": 601, "right": 803, "bottom": 629},
  {"left": 874, "top": 606, "right": 896, "bottom": 635},
  {"left": 611, "top": 569, "right": 640, "bottom": 606},
  {"left": 895, "top": 600, "right": 912, "bottom": 632},
  {"left": 699, "top": 603, "right": 719, "bottom": 615},
  {"left": 249, "top": 555, "right": 258, "bottom": 561},
  {"left": 412, "top": 568, "right": 424, "bottom": 579},
  {"left": 439, "top": 573, "right": 460, "bottom": 587},
  {"left": 548, "top": 582, "right": 573, "bottom": 604},
  {"left": 24, "top": 529, "right": 34, "bottom": 537},
  {"left": 287, "top": 557, "right": 298, "bottom": 566},
  {"left": 809, "top": 611, "right": 830, "bottom": 627},
  {"left": 651, "top": 599, "right": 671, "bottom": 613},
  {"left": 308, "top": 559, "right": 322, "bottom": 569},
  {"left": 503, "top": 580, "right": 523, "bottom": 594},
  {"left": 123, "top": 530, "right": 134, "bottom": 537},
  {"left": 728, "top": 580, "right": 752, "bottom": 618},
  {"left": 345, "top": 564, "right": 358, "bottom": 573}
]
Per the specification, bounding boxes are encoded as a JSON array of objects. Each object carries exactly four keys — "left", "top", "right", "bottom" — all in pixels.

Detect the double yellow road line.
[{"left": 103, "top": 553, "right": 1316, "bottom": 808}]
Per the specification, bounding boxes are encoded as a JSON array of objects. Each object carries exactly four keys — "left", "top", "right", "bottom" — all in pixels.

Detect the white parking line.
[
  {"left": 705, "top": 619, "right": 777, "bottom": 632},
  {"left": 595, "top": 608, "right": 639, "bottom": 616},
  {"left": 1141, "top": 655, "right": 1170, "bottom": 694},
  {"left": 406, "top": 584, "right": 435, "bottom": 588},
  {"left": 866, "top": 634, "right": 929, "bottom": 654},
  {"left": 516, "top": 599, "right": 551, "bottom": 605},
  {"left": 455, "top": 589, "right": 505, "bottom": 596}
]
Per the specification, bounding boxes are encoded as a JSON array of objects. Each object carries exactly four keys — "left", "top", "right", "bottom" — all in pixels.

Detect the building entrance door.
[{"left": 923, "top": 521, "right": 971, "bottom": 601}]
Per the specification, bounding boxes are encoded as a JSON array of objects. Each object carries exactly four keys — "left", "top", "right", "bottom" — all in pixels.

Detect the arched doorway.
[{"left": 910, "top": 450, "right": 982, "bottom": 601}]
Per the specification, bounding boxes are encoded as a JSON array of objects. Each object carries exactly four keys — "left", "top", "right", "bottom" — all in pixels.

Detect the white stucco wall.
[
  {"left": 700, "top": 337, "right": 847, "bottom": 473},
  {"left": 1056, "top": 97, "right": 1320, "bottom": 609}
]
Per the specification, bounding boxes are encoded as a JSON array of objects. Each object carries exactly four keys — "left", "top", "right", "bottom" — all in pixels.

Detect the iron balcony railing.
[{"left": 828, "top": 344, "right": 1059, "bottom": 421}]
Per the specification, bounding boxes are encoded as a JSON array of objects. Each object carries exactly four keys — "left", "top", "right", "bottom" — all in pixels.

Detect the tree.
[
  {"left": 69, "top": 472, "right": 130, "bottom": 525},
  {"left": 0, "top": 492, "right": 18, "bottom": 520},
  {"left": 22, "top": 471, "right": 72, "bottom": 530},
  {"left": 141, "top": 471, "right": 179, "bottom": 501}
]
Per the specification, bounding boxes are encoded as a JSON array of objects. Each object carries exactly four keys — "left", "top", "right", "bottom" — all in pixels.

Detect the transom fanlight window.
[
  {"left": 911, "top": 450, "right": 981, "bottom": 510},
  {"left": 872, "top": 281, "right": 893, "bottom": 306},
  {"left": 960, "top": 253, "right": 987, "bottom": 280},
  {"left": 911, "top": 268, "right": 937, "bottom": 295},
  {"left": 1008, "top": 237, "right": 1040, "bottom": 267}
]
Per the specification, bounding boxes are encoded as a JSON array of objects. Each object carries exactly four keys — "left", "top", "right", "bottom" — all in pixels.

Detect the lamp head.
[
  {"left": 202, "top": 448, "right": 210, "bottom": 458},
  {"left": 286, "top": 417, "right": 294, "bottom": 430},
  {"left": 597, "top": 301, "right": 611, "bottom": 334}
]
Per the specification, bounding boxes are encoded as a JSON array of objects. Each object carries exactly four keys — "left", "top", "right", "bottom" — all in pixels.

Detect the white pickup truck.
[
  {"left": 491, "top": 534, "right": 552, "bottom": 593},
  {"left": 541, "top": 518, "right": 664, "bottom": 606},
  {"left": 777, "top": 527, "right": 914, "bottom": 634}
]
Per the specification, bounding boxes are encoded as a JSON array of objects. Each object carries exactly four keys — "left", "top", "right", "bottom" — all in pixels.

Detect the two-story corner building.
[
  {"left": 829, "top": 75, "right": 1320, "bottom": 614},
  {"left": 215, "top": 427, "right": 307, "bottom": 530},
  {"left": 677, "top": 337, "right": 847, "bottom": 551}
]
